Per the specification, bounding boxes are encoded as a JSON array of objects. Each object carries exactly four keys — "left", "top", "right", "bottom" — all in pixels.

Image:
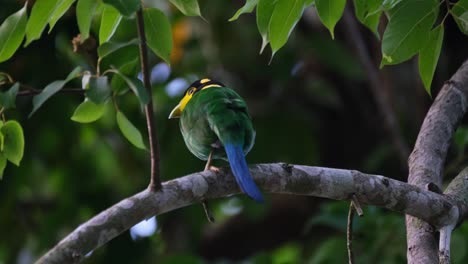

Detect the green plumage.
[{"left": 179, "top": 87, "right": 255, "bottom": 161}]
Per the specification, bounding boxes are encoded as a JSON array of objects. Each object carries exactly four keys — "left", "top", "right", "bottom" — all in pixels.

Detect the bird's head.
[{"left": 168, "top": 78, "right": 225, "bottom": 119}]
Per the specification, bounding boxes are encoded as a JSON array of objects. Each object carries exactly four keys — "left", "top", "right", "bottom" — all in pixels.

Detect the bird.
[{"left": 169, "top": 78, "right": 264, "bottom": 203}]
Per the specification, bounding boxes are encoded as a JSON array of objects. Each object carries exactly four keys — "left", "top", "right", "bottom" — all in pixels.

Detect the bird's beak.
[{"left": 168, "top": 103, "right": 182, "bottom": 119}]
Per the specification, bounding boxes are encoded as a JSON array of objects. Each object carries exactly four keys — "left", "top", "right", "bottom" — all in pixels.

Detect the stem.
[
  {"left": 347, "top": 202, "right": 355, "bottom": 264},
  {"left": 136, "top": 7, "right": 161, "bottom": 191}
]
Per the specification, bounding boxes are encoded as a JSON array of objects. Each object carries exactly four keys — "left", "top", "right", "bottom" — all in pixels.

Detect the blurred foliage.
[{"left": 0, "top": 0, "right": 467, "bottom": 264}]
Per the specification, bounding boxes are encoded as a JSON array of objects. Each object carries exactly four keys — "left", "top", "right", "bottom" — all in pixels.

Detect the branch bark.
[
  {"left": 36, "top": 163, "right": 465, "bottom": 264},
  {"left": 406, "top": 59, "right": 468, "bottom": 264}
]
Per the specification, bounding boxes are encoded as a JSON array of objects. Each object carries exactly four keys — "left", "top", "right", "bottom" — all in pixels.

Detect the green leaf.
[
  {"left": 97, "top": 39, "right": 139, "bottom": 59},
  {"left": 110, "top": 58, "right": 139, "bottom": 94},
  {"left": 71, "top": 100, "right": 106, "bottom": 123},
  {"left": 256, "top": 0, "right": 276, "bottom": 53},
  {"left": 418, "top": 25, "right": 444, "bottom": 96},
  {"left": 0, "top": 3, "right": 28, "bottom": 63},
  {"left": 0, "top": 83, "right": 19, "bottom": 109},
  {"left": 110, "top": 69, "right": 149, "bottom": 105},
  {"left": 25, "top": 0, "right": 60, "bottom": 45},
  {"left": 451, "top": 0, "right": 468, "bottom": 35},
  {"left": 269, "top": 0, "right": 306, "bottom": 57},
  {"left": 143, "top": 8, "right": 173, "bottom": 64},
  {"left": 77, "top": 0, "right": 100, "bottom": 42},
  {"left": 381, "top": 0, "right": 439, "bottom": 67},
  {"left": 49, "top": 0, "right": 76, "bottom": 32},
  {"left": 315, "top": 0, "right": 346, "bottom": 39},
  {"left": 0, "top": 153, "right": 6, "bottom": 180},
  {"left": 382, "top": 0, "right": 402, "bottom": 10},
  {"left": 353, "top": 0, "right": 383, "bottom": 38},
  {"left": 30, "top": 67, "right": 82, "bottom": 117},
  {"left": 116, "top": 111, "right": 146, "bottom": 149},
  {"left": 1, "top": 120, "right": 24, "bottom": 166},
  {"left": 169, "top": 0, "right": 202, "bottom": 16},
  {"left": 103, "top": 0, "right": 140, "bottom": 17},
  {"left": 86, "top": 76, "right": 111, "bottom": 104},
  {"left": 229, "top": 0, "right": 258, "bottom": 21},
  {"left": 99, "top": 4, "right": 123, "bottom": 44}
]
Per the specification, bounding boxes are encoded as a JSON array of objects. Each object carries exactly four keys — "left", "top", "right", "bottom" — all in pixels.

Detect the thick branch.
[
  {"left": 136, "top": 8, "right": 162, "bottom": 191},
  {"left": 36, "top": 164, "right": 463, "bottom": 264},
  {"left": 406, "top": 59, "right": 468, "bottom": 264}
]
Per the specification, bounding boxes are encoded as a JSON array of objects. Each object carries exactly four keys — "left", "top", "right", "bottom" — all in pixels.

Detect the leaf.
[
  {"left": 25, "top": 0, "right": 60, "bottom": 46},
  {"left": 110, "top": 58, "right": 139, "bottom": 94},
  {"left": 0, "top": 153, "right": 6, "bottom": 180},
  {"left": 418, "top": 25, "right": 444, "bottom": 96},
  {"left": 143, "top": 8, "right": 173, "bottom": 64},
  {"left": 380, "top": 0, "right": 439, "bottom": 67},
  {"left": 111, "top": 69, "right": 149, "bottom": 105},
  {"left": 77, "top": 0, "right": 100, "bottom": 42},
  {"left": 71, "top": 100, "right": 106, "bottom": 123},
  {"left": 0, "top": 83, "right": 19, "bottom": 109},
  {"left": 353, "top": 0, "right": 383, "bottom": 38},
  {"left": 30, "top": 67, "right": 82, "bottom": 117},
  {"left": 99, "top": 4, "right": 123, "bottom": 44},
  {"left": 49, "top": 0, "right": 76, "bottom": 32},
  {"left": 315, "top": 0, "right": 346, "bottom": 39},
  {"left": 269, "top": 0, "right": 306, "bottom": 57},
  {"left": 116, "top": 111, "right": 146, "bottom": 149},
  {"left": 229, "top": 0, "right": 258, "bottom": 21},
  {"left": 86, "top": 76, "right": 111, "bottom": 104},
  {"left": 1, "top": 120, "right": 24, "bottom": 166},
  {"left": 451, "top": 0, "right": 468, "bottom": 35},
  {"left": 103, "top": 0, "right": 140, "bottom": 17},
  {"left": 169, "top": 0, "right": 202, "bottom": 16},
  {"left": 256, "top": 0, "right": 276, "bottom": 53},
  {"left": 0, "top": 3, "right": 28, "bottom": 63},
  {"left": 97, "top": 39, "right": 139, "bottom": 59}
]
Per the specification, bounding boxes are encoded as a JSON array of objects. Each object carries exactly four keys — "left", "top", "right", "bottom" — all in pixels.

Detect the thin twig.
[
  {"left": 342, "top": 6, "right": 410, "bottom": 169},
  {"left": 16, "top": 85, "right": 84, "bottom": 96},
  {"left": 351, "top": 194, "right": 364, "bottom": 216},
  {"left": 136, "top": 7, "right": 161, "bottom": 191},
  {"left": 347, "top": 202, "right": 355, "bottom": 264}
]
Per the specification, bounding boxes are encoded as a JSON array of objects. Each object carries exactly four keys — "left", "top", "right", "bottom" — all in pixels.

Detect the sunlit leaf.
[
  {"left": 71, "top": 100, "right": 106, "bottom": 123},
  {"left": 418, "top": 25, "right": 444, "bottom": 96},
  {"left": 315, "top": 0, "right": 346, "bottom": 39},
  {"left": 77, "top": 0, "right": 100, "bottom": 42},
  {"left": 451, "top": 0, "right": 468, "bottom": 35},
  {"left": 116, "top": 111, "right": 146, "bottom": 149},
  {"left": 1, "top": 120, "right": 24, "bottom": 166},
  {"left": 86, "top": 76, "right": 111, "bottom": 104},
  {"left": 110, "top": 68, "right": 149, "bottom": 105},
  {"left": 143, "top": 8, "right": 173, "bottom": 64},
  {"left": 98, "top": 39, "right": 139, "bottom": 59},
  {"left": 0, "top": 83, "right": 19, "bottom": 109},
  {"left": 25, "top": 0, "right": 60, "bottom": 45},
  {"left": 169, "top": 0, "right": 202, "bottom": 17},
  {"left": 229, "top": 0, "right": 258, "bottom": 21},
  {"left": 269, "top": 0, "right": 305, "bottom": 57},
  {"left": 103, "top": 0, "right": 140, "bottom": 17},
  {"left": 30, "top": 67, "right": 82, "bottom": 117},
  {"left": 353, "top": 0, "right": 383, "bottom": 38},
  {"left": 99, "top": 4, "right": 123, "bottom": 44},
  {"left": 381, "top": 0, "right": 439, "bottom": 67},
  {"left": 49, "top": 0, "right": 76, "bottom": 32},
  {"left": 0, "top": 3, "right": 27, "bottom": 62},
  {"left": 256, "top": 0, "right": 276, "bottom": 53}
]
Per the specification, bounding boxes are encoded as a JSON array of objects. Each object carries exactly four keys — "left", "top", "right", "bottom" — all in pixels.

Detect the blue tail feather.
[{"left": 224, "top": 143, "right": 264, "bottom": 202}]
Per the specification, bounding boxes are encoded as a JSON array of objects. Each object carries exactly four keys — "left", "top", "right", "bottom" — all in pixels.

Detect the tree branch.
[
  {"left": 342, "top": 7, "right": 410, "bottom": 168},
  {"left": 406, "top": 59, "right": 468, "bottom": 264},
  {"left": 136, "top": 7, "right": 162, "bottom": 191},
  {"left": 36, "top": 163, "right": 464, "bottom": 264}
]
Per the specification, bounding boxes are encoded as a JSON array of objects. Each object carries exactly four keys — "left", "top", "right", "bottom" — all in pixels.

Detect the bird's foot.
[{"left": 205, "top": 165, "right": 220, "bottom": 173}]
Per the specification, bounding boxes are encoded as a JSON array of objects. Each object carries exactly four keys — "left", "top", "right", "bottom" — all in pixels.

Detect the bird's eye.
[{"left": 189, "top": 88, "right": 196, "bottom": 95}]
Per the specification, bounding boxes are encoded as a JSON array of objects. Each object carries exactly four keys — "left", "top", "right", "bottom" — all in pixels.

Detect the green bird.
[{"left": 169, "top": 78, "right": 263, "bottom": 202}]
